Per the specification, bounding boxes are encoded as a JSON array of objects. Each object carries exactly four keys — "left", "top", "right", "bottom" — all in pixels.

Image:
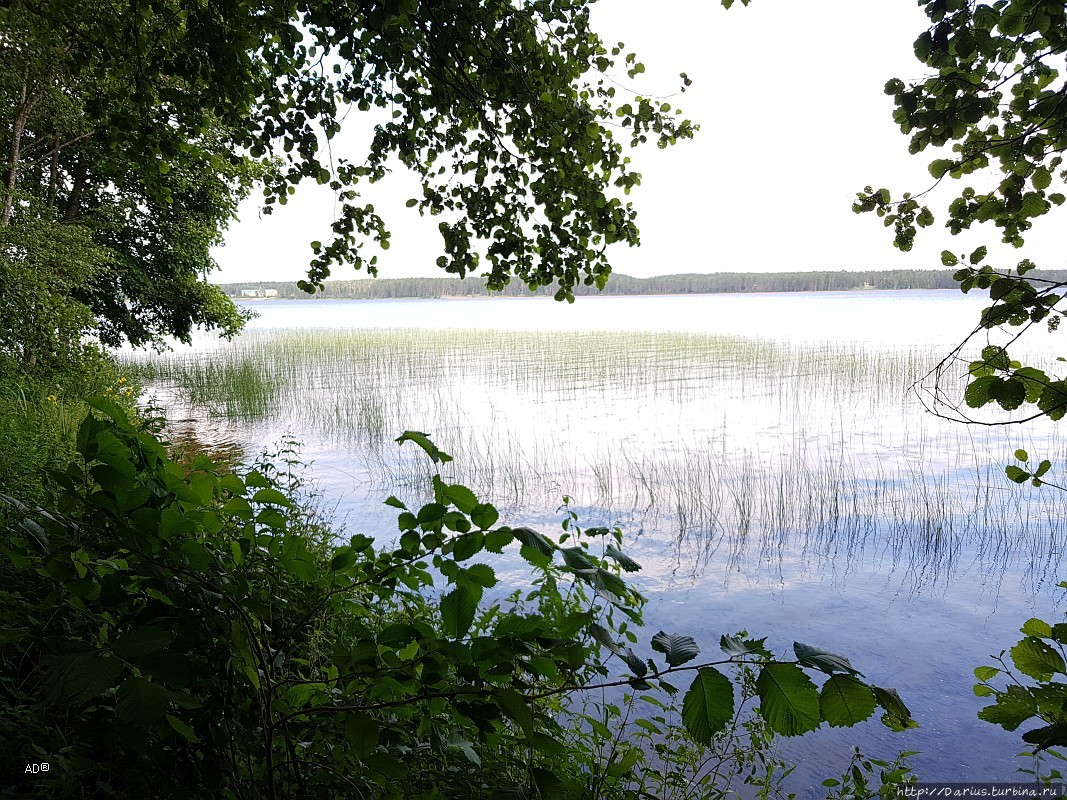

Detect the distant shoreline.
[{"left": 216, "top": 269, "right": 1067, "bottom": 301}]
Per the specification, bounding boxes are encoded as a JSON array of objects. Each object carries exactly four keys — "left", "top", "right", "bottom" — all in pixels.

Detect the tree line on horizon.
[{"left": 218, "top": 269, "right": 1067, "bottom": 300}]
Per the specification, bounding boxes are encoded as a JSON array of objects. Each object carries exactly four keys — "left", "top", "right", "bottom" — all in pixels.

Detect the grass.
[{"left": 118, "top": 327, "right": 1067, "bottom": 586}]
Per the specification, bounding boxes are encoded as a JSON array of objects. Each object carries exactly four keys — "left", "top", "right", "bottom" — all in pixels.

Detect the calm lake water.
[{"left": 131, "top": 290, "right": 1067, "bottom": 792}]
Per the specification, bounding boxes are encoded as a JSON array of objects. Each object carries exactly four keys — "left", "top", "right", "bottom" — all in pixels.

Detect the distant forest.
[{"left": 217, "top": 269, "right": 1067, "bottom": 300}]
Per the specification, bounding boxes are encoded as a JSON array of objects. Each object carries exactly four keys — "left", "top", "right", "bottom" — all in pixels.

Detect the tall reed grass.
[{"left": 119, "top": 327, "right": 1067, "bottom": 590}]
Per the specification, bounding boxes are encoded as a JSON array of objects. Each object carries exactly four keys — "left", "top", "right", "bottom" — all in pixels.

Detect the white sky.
[{"left": 211, "top": 0, "right": 1065, "bottom": 285}]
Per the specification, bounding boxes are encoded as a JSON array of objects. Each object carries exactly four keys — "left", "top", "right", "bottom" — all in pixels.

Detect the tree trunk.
[
  {"left": 64, "top": 160, "right": 87, "bottom": 222},
  {"left": 49, "top": 133, "right": 60, "bottom": 207},
  {"left": 1, "top": 80, "right": 31, "bottom": 227}
]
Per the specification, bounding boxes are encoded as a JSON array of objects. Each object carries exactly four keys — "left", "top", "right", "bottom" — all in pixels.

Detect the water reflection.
[{"left": 120, "top": 293, "right": 1067, "bottom": 784}]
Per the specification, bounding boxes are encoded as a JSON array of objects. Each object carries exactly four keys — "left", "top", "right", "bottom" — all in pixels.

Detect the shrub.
[{"left": 1, "top": 402, "right": 914, "bottom": 798}]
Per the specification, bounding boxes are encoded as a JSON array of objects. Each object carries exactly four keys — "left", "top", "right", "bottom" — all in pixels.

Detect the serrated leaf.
[
  {"left": 116, "top": 676, "right": 169, "bottom": 727},
  {"left": 471, "top": 503, "right": 499, "bottom": 529},
  {"left": 252, "top": 487, "right": 290, "bottom": 507},
  {"left": 512, "top": 526, "right": 555, "bottom": 556},
  {"left": 344, "top": 711, "right": 380, "bottom": 756},
  {"left": 48, "top": 652, "right": 123, "bottom": 703},
  {"left": 979, "top": 691, "right": 1036, "bottom": 732},
  {"left": 441, "top": 585, "right": 479, "bottom": 639},
  {"left": 451, "top": 531, "right": 484, "bottom": 561},
  {"left": 624, "top": 648, "right": 648, "bottom": 677},
  {"left": 589, "top": 622, "right": 624, "bottom": 656},
  {"left": 651, "top": 631, "right": 700, "bottom": 667},
  {"left": 1011, "top": 637, "right": 1066, "bottom": 681},
  {"left": 1021, "top": 618, "right": 1053, "bottom": 638},
  {"left": 872, "top": 686, "right": 915, "bottom": 731},
  {"left": 497, "top": 614, "right": 545, "bottom": 636},
  {"left": 604, "top": 544, "right": 641, "bottom": 572},
  {"left": 462, "top": 563, "right": 496, "bottom": 588},
  {"left": 819, "top": 675, "right": 877, "bottom": 728},
  {"left": 166, "top": 714, "right": 197, "bottom": 742},
  {"left": 974, "top": 665, "right": 1001, "bottom": 681},
  {"left": 484, "top": 527, "right": 513, "bottom": 552},
  {"left": 443, "top": 484, "right": 478, "bottom": 513},
  {"left": 793, "top": 642, "right": 862, "bottom": 676},
  {"left": 681, "top": 667, "right": 734, "bottom": 744},
  {"left": 756, "top": 663, "right": 821, "bottom": 736},
  {"left": 720, "top": 634, "right": 769, "bottom": 659}
]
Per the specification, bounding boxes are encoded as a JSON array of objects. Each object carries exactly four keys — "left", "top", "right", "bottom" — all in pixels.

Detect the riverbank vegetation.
[{"left": 5, "top": 0, "right": 1067, "bottom": 791}]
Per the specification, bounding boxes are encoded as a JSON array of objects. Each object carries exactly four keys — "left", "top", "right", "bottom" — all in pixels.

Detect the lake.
[{"left": 126, "top": 290, "right": 1067, "bottom": 792}]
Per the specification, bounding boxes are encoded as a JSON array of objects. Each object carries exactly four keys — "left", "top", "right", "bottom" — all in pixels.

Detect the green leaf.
[
  {"left": 451, "top": 531, "right": 484, "bottom": 561},
  {"left": 497, "top": 614, "right": 545, "bottom": 636},
  {"left": 471, "top": 503, "right": 499, "bottom": 529},
  {"left": 1021, "top": 723, "right": 1067, "bottom": 751},
  {"left": 166, "top": 714, "right": 197, "bottom": 742},
  {"left": 441, "top": 585, "right": 479, "bottom": 639},
  {"left": 681, "top": 667, "right": 735, "bottom": 743},
  {"left": 940, "top": 249, "right": 959, "bottom": 267},
  {"left": 1015, "top": 449, "right": 1030, "bottom": 462},
  {"left": 650, "top": 631, "right": 700, "bottom": 667},
  {"left": 252, "top": 487, "right": 290, "bottom": 506},
  {"left": 116, "top": 676, "right": 169, "bottom": 727},
  {"left": 872, "top": 686, "right": 916, "bottom": 731},
  {"left": 444, "top": 483, "right": 478, "bottom": 513},
  {"left": 756, "top": 663, "right": 821, "bottom": 736},
  {"left": 396, "top": 431, "right": 452, "bottom": 464},
  {"left": 974, "top": 665, "right": 1001, "bottom": 681},
  {"left": 512, "top": 526, "right": 555, "bottom": 556},
  {"left": 992, "top": 378, "right": 1026, "bottom": 410},
  {"left": 819, "top": 675, "right": 877, "bottom": 728},
  {"left": 965, "top": 375, "right": 996, "bottom": 408},
  {"left": 979, "top": 688, "right": 1037, "bottom": 731},
  {"left": 1006, "top": 465, "right": 1030, "bottom": 483},
  {"left": 588, "top": 622, "right": 624, "bottom": 656},
  {"left": 495, "top": 688, "right": 535, "bottom": 738},
  {"left": 344, "top": 712, "right": 381, "bottom": 756},
  {"left": 1021, "top": 618, "right": 1053, "bottom": 639},
  {"left": 793, "top": 642, "right": 862, "bottom": 676},
  {"left": 462, "top": 563, "right": 497, "bottom": 588},
  {"left": 1011, "top": 637, "right": 1066, "bottom": 681},
  {"left": 1033, "top": 168, "right": 1052, "bottom": 191},
  {"left": 720, "top": 634, "right": 770, "bottom": 659},
  {"left": 112, "top": 626, "right": 175, "bottom": 658},
  {"left": 624, "top": 648, "right": 648, "bottom": 677},
  {"left": 604, "top": 544, "right": 641, "bottom": 572},
  {"left": 484, "top": 527, "right": 513, "bottom": 552},
  {"left": 48, "top": 652, "right": 123, "bottom": 703}
]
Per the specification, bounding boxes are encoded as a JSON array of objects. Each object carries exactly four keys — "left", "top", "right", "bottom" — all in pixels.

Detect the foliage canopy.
[
  {"left": 849, "top": 0, "right": 1067, "bottom": 425},
  {"left": 0, "top": 0, "right": 695, "bottom": 366}
]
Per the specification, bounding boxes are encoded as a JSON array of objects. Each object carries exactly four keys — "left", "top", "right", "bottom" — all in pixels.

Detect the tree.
[
  {"left": 850, "top": 0, "right": 1067, "bottom": 431},
  {"left": 1, "top": 0, "right": 696, "bottom": 364},
  {"left": 0, "top": 1, "right": 255, "bottom": 357}
]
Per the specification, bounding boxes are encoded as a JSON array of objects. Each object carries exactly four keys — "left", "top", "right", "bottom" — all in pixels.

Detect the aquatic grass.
[{"left": 116, "top": 326, "right": 1067, "bottom": 591}]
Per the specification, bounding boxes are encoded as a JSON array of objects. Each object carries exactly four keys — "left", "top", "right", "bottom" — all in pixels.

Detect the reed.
[{"left": 117, "top": 326, "right": 1067, "bottom": 589}]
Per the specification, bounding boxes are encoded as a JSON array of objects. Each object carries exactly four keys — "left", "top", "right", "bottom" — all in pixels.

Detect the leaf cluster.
[
  {"left": 1, "top": 406, "right": 914, "bottom": 798},
  {"left": 974, "top": 612, "right": 1067, "bottom": 754}
]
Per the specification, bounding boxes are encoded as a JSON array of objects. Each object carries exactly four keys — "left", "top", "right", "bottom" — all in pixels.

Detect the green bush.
[{"left": 1, "top": 402, "right": 914, "bottom": 798}]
